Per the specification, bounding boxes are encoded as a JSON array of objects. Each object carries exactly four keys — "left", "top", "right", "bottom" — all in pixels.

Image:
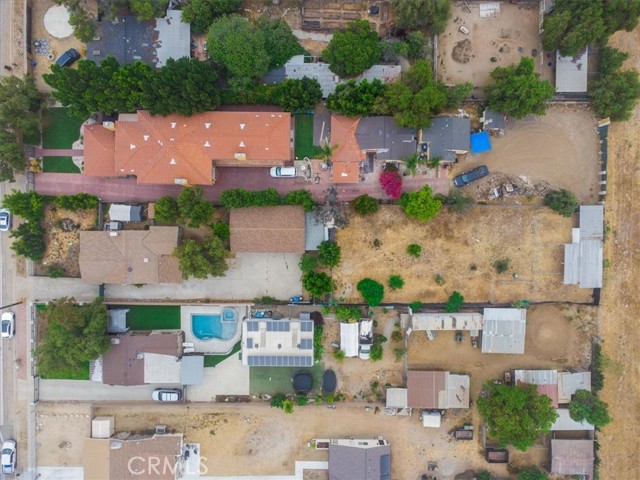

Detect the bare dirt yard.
[
  {"left": 36, "top": 203, "right": 97, "bottom": 277},
  {"left": 333, "top": 205, "right": 593, "bottom": 305},
  {"left": 595, "top": 27, "right": 640, "bottom": 480},
  {"left": 457, "top": 104, "right": 601, "bottom": 203},
  {"left": 438, "top": 3, "right": 548, "bottom": 89},
  {"left": 36, "top": 402, "right": 93, "bottom": 467}
]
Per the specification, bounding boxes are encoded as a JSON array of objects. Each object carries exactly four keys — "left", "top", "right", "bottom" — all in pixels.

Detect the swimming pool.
[{"left": 191, "top": 308, "right": 238, "bottom": 341}]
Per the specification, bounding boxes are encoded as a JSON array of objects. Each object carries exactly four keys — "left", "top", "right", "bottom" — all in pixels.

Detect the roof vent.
[
  {"left": 240, "top": 123, "right": 246, "bottom": 130},
  {"left": 239, "top": 141, "right": 245, "bottom": 148},
  {"left": 171, "top": 122, "right": 176, "bottom": 129},
  {"left": 170, "top": 158, "right": 176, "bottom": 165},
  {"left": 204, "top": 141, "right": 211, "bottom": 147},
  {"left": 109, "top": 232, "right": 118, "bottom": 237},
  {"left": 143, "top": 135, "right": 149, "bottom": 141},
  {"left": 144, "top": 258, "right": 149, "bottom": 263},
  {"left": 128, "top": 267, "right": 133, "bottom": 272},
  {"left": 205, "top": 123, "right": 211, "bottom": 129},
  {"left": 174, "top": 178, "right": 188, "bottom": 185},
  {"left": 111, "top": 338, "right": 120, "bottom": 344},
  {"left": 234, "top": 153, "right": 247, "bottom": 161},
  {"left": 130, "top": 144, "right": 136, "bottom": 150},
  {"left": 169, "top": 138, "right": 175, "bottom": 142}
]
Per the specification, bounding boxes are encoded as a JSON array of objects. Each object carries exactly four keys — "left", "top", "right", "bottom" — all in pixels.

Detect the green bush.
[
  {"left": 283, "top": 189, "right": 315, "bottom": 212},
  {"left": 271, "top": 393, "right": 286, "bottom": 408},
  {"left": 400, "top": 185, "right": 442, "bottom": 222},
  {"left": 302, "top": 271, "right": 334, "bottom": 297},
  {"left": 314, "top": 325, "right": 324, "bottom": 362},
  {"left": 393, "top": 347, "right": 407, "bottom": 361},
  {"left": 592, "top": 343, "right": 604, "bottom": 392},
  {"left": 517, "top": 467, "right": 548, "bottom": 480},
  {"left": 317, "top": 241, "right": 341, "bottom": 267},
  {"left": 476, "top": 472, "right": 493, "bottom": 480},
  {"left": 391, "top": 330, "right": 403, "bottom": 342},
  {"left": 10, "top": 223, "right": 45, "bottom": 261},
  {"left": 297, "top": 395, "right": 309, "bottom": 406},
  {"left": 370, "top": 344, "right": 383, "bottom": 361},
  {"left": 388, "top": 274, "right": 404, "bottom": 290},
  {"left": 282, "top": 399, "right": 294, "bottom": 414},
  {"left": 445, "top": 291, "right": 464, "bottom": 313},
  {"left": 212, "top": 221, "right": 230, "bottom": 241},
  {"left": 435, "top": 274, "right": 445, "bottom": 285},
  {"left": 352, "top": 194, "right": 379, "bottom": 215},
  {"left": 544, "top": 189, "right": 579, "bottom": 217},
  {"left": 47, "top": 266, "right": 65, "bottom": 278},
  {"left": 569, "top": 389, "right": 611, "bottom": 428},
  {"left": 409, "top": 301, "right": 423, "bottom": 311},
  {"left": 177, "top": 186, "right": 214, "bottom": 227},
  {"left": 333, "top": 349, "right": 345, "bottom": 362},
  {"left": 298, "top": 253, "right": 318, "bottom": 273},
  {"left": 55, "top": 193, "right": 99, "bottom": 211},
  {"left": 220, "top": 188, "right": 282, "bottom": 209},
  {"left": 154, "top": 196, "right": 180, "bottom": 224},
  {"left": 407, "top": 243, "right": 422, "bottom": 257},
  {"left": 357, "top": 278, "right": 384, "bottom": 306},
  {"left": 2, "top": 190, "right": 46, "bottom": 223},
  {"left": 335, "top": 305, "right": 361, "bottom": 322},
  {"left": 493, "top": 258, "right": 511, "bottom": 274}
]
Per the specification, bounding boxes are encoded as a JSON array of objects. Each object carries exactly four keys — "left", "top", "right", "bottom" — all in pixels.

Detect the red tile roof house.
[{"left": 83, "top": 110, "right": 293, "bottom": 185}]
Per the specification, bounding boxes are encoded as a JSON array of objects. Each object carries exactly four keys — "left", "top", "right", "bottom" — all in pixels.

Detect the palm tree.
[{"left": 319, "top": 139, "right": 339, "bottom": 165}]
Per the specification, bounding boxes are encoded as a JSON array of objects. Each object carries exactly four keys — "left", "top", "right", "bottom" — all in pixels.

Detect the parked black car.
[
  {"left": 453, "top": 165, "right": 489, "bottom": 187},
  {"left": 56, "top": 48, "right": 80, "bottom": 68}
]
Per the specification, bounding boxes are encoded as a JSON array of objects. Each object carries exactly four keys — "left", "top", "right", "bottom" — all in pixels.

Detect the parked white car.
[
  {"left": 152, "top": 388, "right": 182, "bottom": 402},
  {"left": 270, "top": 166, "right": 297, "bottom": 178},
  {"left": 1, "top": 311, "right": 14, "bottom": 338},
  {"left": 1, "top": 439, "right": 16, "bottom": 474}
]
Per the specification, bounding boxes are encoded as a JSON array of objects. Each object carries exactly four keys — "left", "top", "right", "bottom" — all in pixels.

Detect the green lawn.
[
  {"left": 40, "top": 362, "right": 90, "bottom": 380},
  {"left": 249, "top": 364, "right": 324, "bottom": 395},
  {"left": 204, "top": 341, "right": 242, "bottom": 367},
  {"left": 42, "top": 107, "right": 85, "bottom": 173},
  {"left": 120, "top": 305, "right": 181, "bottom": 330},
  {"left": 294, "top": 114, "right": 323, "bottom": 160}
]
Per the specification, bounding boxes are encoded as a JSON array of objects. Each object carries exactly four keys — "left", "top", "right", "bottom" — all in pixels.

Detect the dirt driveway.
[
  {"left": 333, "top": 205, "right": 594, "bottom": 305},
  {"left": 457, "top": 104, "right": 600, "bottom": 203},
  {"left": 438, "top": 3, "right": 549, "bottom": 89}
]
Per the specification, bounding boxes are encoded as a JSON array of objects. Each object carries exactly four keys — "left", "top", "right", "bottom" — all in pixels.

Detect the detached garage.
[{"left": 340, "top": 322, "right": 359, "bottom": 358}]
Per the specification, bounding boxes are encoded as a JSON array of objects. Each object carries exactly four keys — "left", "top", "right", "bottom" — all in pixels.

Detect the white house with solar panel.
[{"left": 242, "top": 317, "right": 315, "bottom": 367}]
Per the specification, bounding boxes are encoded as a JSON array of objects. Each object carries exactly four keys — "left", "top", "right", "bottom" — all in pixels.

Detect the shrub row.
[{"left": 220, "top": 188, "right": 315, "bottom": 212}]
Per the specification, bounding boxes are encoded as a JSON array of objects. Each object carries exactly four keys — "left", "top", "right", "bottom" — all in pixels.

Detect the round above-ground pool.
[{"left": 191, "top": 308, "right": 238, "bottom": 341}]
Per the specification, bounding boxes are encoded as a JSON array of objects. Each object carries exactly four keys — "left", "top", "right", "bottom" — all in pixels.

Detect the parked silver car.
[{"left": 152, "top": 388, "right": 182, "bottom": 402}]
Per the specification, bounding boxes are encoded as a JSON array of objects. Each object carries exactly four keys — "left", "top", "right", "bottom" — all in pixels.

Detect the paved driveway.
[
  {"left": 39, "top": 380, "right": 157, "bottom": 401},
  {"left": 106, "top": 253, "right": 302, "bottom": 302}
]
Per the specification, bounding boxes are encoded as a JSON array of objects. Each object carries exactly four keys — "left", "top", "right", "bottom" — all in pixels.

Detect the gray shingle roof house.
[
  {"left": 329, "top": 439, "right": 391, "bottom": 480},
  {"left": 564, "top": 205, "right": 604, "bottom": 288},
  {"left": 420, "top": 117, "right": 471, "bottom": 161},
  {"left": 355, "top": 117, "right": 417, "bottom": 161}
]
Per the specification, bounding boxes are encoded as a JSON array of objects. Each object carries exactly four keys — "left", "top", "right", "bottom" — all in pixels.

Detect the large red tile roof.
[
  {"left": 83, "top": 124, "right": 116, "bottom": 177},
  {"left": 84, "top": 110, "right": 292, "bottom": 185},
  {"left": 330, "top": 115, "right": 365, "bottom": 184}
]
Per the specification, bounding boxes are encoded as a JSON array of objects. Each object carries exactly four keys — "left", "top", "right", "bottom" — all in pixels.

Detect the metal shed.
[
  {"left": 563, "top": 205, "right": 604, "bottom": 288},
  {"left": 555, "top": 47, "right": 588, "bottom": 93},
  {"left": 340, "top": 322, "right": 359, "bottom": 358},
  {"left": 109, "top": 204, "right": 143, "bottom": 222},
  {"left": 481, "top": 308, "right": 526, "bottom": 354},
  {"left": 107, "top": 309, "right": 129, "bottom": 334}
]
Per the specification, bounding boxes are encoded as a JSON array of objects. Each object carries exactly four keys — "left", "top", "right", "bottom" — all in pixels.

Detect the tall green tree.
[
  {"left": 2, "top": 190, "right": 45, "bottom": 222},
  {"left": 542, "top": 0, "right": 606, "bottom": 56},
  {"left": 302, "top": 271, "right": 335, "bottom": 297},
  {"left": 603, "top": 0, "right": 640, "bottom": 34},
  {"left": 326, "top": 79, "right": 387, "bottom": 117},
  {"left": 154, "top": 196, "right": 180, "bottom": 224},
  {"left": 591, "top": 69, "right": 640, "bottom": 121},
  {"left": 518, "top": 467, "right": 548, "bottom": 480},
  {"left": 390, "top": 0, "right": 451, "bottom": 34},
  {"left": 35, "top": 297, "right": 110, "bottom": 377},
  {"left": 317, "top": 241, "right": 341, "bottom": 268},
  {"left": 569, "top": 389, "right": 612, "bottom": 427},
  {"left": 0, "top": 74, "right": 41, "bottom": 137},
  {"left": 399, "top": 184, "right": 442, "bottom": 222},
  {"left": 322, "top": 20, "right": 382, "bottom": 77},
  {"left": 272, "top": 77, "right": 323, "bottom": 112},
  {"left": 485, "top": 57, "right": 554, "bottom": 119},
  {"left": 207, "top": 15, "right": 270, "bottom": 90},
  {"left": 0, "top": 130, "right": 25, "bottom": 182},
  {"left": 10, "top": 223, "right": 45, "bottom": 261},
  {"left": 174, "top": 236, "right": 229, "bottom": 279},
  {"left": 357, "top": 278, "right": 384, "bottom": 306},
  {"left": 379, "top": 60, "right": 448, "bottom": 129},
  {"left": 478, "top": 382, "right": 558, "bottom": 451},
  {"left": 143, "top": 57, "right": 220, "bottom": 116},
  {"left": 177, "top": 186, "right": 214, "bottom": 228},
  {"left": 544, "top": 189, "right": 579, "bottom": 217},
  {"left": 182, "top": 0, "right": 243, "bottom": 34},
  {"left": 129, "top": 0, "right": 168, "bottom": 21},
  {"left": 255, "top": 16, "right": 306, "bottom": 70}
]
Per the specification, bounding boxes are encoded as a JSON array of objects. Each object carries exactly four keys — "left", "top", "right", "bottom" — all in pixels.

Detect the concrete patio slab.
[{"left": 187, "top": 353, "right": 250, "bottom": 401}]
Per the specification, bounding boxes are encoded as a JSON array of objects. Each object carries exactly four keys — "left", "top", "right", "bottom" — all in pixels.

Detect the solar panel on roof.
[
  {"left": 247, "top": 338, "right": 253, "bottom": 348},
  {"left": 380, "top": 454, "right": 391, "bottom": 475},
  {"left": 246, "top": 321, "right": 259, "bottom": 332},
  {"left": 300, "top": 338, "right": 312, "bottom": 349},
  {"left": 300, "top": 320, "right": 313, "bottom": 332}
]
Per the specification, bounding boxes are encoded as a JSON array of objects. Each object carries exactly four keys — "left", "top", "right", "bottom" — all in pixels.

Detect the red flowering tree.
[{"left": 379, "top": 170, "right": 403, "bottom": 199}]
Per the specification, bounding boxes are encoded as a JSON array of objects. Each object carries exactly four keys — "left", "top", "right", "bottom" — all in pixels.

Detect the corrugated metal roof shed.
[
  {"left": 447, "top": 374, "right": 470, "bottom": 409},
  {"left": 340, "top": 322, "right": 359, "bottom": 358},
  {"left": 564, "top": 205, "right": 604, "bottom": 288},
  {"left": 579, "top": 240, "right": 603, "bottom": 288},
  {"left": 563, "top": 243, "right": 580, "bottom": 285},
  {"left": 181, "top": 355, "right": 204, "bottom": 385},
  {"left": 580, "top": 205, "right": 604, "bottom": 240},
  {"left": 514, "top": 369, "right": 559, "bottom": 407},
  {"left": 411, "top": 313, "right": 483, "bottom": 331},
  {"left": 551, "top": 439, "right": 594, "bottom": 476},
  {"left": 552, "top": 409, "right": 595, "bottom": 431},
  {"left": 386, "top": 388, "right": 408, "bottom": 409},
  {"left": 555, "top": 48, "right": 588, "bottom": 93},
  {"left": 558, "top": 371, "right": 591, "bottom": 404},
  {"left": 481, "top": 308, "right": 526, "bottom": 354}
]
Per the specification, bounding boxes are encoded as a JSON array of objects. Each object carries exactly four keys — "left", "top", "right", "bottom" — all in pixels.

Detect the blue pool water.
[{"left": 192, "top": 311, "right": 237, "bottom": 341}]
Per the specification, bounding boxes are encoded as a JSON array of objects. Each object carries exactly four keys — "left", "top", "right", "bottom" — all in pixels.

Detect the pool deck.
[{"left": 181, "top": 305, "right": 251, "bottom": 354}]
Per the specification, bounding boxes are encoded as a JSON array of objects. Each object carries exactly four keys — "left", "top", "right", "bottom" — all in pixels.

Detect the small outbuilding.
[
  {"left": 551, "top": 439, "right": 594, "bottom": 477},
  {"left": 564, "top": 205, "right": 604, "bottom": 288},
  {"left": 108, "top": 204, "right": 143, "bottom": 222},
  {"left": 555, "top": 47, "right": 589, "bottom": 94},
  {"left": 107, "top": 309, "right": 129, "bottom": 334},
  {"left": 340, "top": 322, "right": 359, "bottom": 358},
  {"left": 481, "top": 308, "right": 527, "bottom": 354}
]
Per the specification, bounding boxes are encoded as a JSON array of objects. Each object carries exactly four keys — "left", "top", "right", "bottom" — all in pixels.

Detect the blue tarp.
[{"left": 471, "top": 131, "right": 492, "bottom": 154}]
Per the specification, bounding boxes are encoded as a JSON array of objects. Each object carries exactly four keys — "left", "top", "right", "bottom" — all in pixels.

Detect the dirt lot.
[
  {"left": 438, "top": 3, "right": 550, "bottom": 89},
  {"left": 457, "top": 104, "right": 601, "bottom": 204},
  {"left": 30, "top": 0, "right": 89, "bottom": 92},
  {"left": 36, "top": 203, "right": 98, "bottom": 277},
  {"left": 36, "top": 402, "right": 93, "bottom": 467},
  {"left": 333, "top": 205, "right": 593, "bottom": 305},
  {"left": 595, "top": 27, "right": 640, "bottom": 480}
]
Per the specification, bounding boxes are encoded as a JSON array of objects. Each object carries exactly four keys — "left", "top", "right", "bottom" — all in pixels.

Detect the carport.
[{"left": 340, "top": 322, "right": 359, "bottom": 357}]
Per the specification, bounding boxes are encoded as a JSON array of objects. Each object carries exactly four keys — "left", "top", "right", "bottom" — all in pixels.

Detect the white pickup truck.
[{"left": 359, "top": 320, "right": 373, "bottom": 360}]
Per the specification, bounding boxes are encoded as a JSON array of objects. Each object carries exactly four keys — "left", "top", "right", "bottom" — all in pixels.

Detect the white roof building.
[
  {"left": 481, "top": 308, "right": 527, "bottom": 354},
  {"left": 564, "top": 205, "right": 604, "bottom": 288},
  {"left": 410, "top": 312, "right": 483, "bottom": 332},
  {"left": 242, "top": 318, "right": 314, "bottom": 367},
  {"left": 340, "top": 322, "right": 359, "bottom": 358},
  {"left": 558, "top": 371, "right": 591, "bottom": 404},
  {"left": 555, "top": 47, "right": 588, "bottom": 93},
  {"left": 385, "top": 388, "right": 408, "bottom": 409},
  {"left": 552, "top": 408, "right": 595, "bottom": 431}
]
